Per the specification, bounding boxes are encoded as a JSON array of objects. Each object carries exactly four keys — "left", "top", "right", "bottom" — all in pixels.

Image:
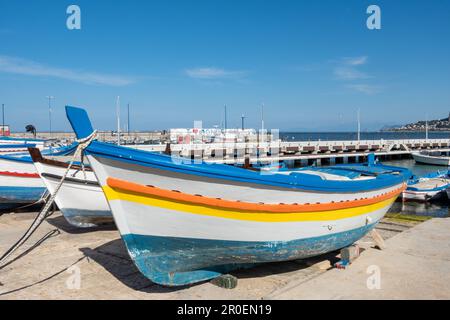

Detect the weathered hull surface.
[{"left": 33, "top": 161, "right": 112, "bottom": 228}]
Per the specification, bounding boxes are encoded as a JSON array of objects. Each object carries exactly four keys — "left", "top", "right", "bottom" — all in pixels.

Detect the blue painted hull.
[
  {"left": 123, "top": 222, "right": 377, "bottom": 286},
  {"left": 0, "top": 186, "right": 46, "bottom": 210}
]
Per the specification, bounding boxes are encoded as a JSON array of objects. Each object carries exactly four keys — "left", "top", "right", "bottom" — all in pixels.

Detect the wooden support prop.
[
  {"left": 371, "top": 229, "right": 386, "bottom": 250},
  {"left": 340, "top": 244, "right": 360, "bottom": 263},
  {"left": 210, "top": 274, "right": 238, "bottom": 289}
]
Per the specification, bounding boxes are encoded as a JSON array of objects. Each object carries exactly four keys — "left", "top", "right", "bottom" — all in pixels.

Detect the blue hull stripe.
[{"left": 0, "top": 186, "right": 46, "bottom": 210}]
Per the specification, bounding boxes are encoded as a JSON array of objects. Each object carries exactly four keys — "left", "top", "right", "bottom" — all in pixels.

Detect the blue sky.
[{"left": 1, "top": 0, "right": 449, "bottom": 132}]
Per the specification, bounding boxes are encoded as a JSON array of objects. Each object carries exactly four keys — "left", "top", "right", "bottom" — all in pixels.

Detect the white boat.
[
  {"left": 412, "top": 152, "right": 450, "bottom": 166},
  {"left": 402, "top": 170, "right": 450, "bottom": 202},
  {"left": 0, "top": 144, "right": 77, "bottom": 211},
  {"left": 65, "top": 106, "right": 411, "bottom": 286},
  {"left": 28, "top": 148, "right": 113, "bottom": 227}
]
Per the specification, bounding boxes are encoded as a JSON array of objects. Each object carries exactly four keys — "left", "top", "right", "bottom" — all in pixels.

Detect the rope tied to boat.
[{"left": 0, "top": 131, "right": 97, "bottom": 269}]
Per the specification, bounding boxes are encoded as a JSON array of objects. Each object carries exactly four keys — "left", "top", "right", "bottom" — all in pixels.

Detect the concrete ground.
[{"left": 0, "top": 211, "right": 448, "bottom": 300}]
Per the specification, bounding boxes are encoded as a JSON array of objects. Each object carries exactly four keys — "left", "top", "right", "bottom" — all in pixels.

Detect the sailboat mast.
[
  {"left": 224, "top": 104, "right": 227, "bottom": 131},
  {"left": 261, "top": 104, "right": 265, "bottom": 132},
  {"left": 116, "top": 96, "right": 121, "bottom": 146},
  {"left": 357, "top": 108, "right": 361, "bottom": 142}
]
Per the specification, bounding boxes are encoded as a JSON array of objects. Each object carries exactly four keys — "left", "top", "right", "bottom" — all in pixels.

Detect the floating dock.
[{"left": 1, "top": 211, "right": 449, "bottom": 299}]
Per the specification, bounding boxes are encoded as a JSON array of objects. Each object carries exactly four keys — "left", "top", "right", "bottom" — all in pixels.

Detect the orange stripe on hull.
[{"left": 106, "top": 177, "right": 406, "bottom": 213}]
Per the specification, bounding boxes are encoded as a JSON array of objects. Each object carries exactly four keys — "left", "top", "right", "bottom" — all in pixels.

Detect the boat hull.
[
  {"left": 402, "top": 189, "right": 445, "bottom": 202},
  {"left": 89, "top": 154, "right": 403, "bottom": 286},
  {"left": 123, "top": 223, "right": 378, "bottom": 286},
  {"left": 0, "top": 158, "right": 46, "bottom": 210},
  {"left": 32, "top": 160, "right": 112, "bottom": 228},
  {"left": 412, "top": 153, "right": 450, "bottom": 166}
]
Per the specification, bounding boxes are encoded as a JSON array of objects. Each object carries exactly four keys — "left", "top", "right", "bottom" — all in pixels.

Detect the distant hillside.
[{"left": 383, "top": 114, "right": 450, "bottom": 131}]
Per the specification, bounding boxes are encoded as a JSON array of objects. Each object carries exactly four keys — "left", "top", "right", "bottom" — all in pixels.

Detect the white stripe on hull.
[
  {"left": 0, "top": 158, "right": 44, "bottom": 187},
  {"left": 0, "top": 157, "right": 38, "bottom": 174},
  {"left": 108, "top": 199, "right": 392, "bottom": 242}
]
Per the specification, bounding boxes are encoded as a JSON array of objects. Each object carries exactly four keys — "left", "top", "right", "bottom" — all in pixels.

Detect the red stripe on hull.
[{"left": 0, "top": 171, "right": 40, "bottom": 178}]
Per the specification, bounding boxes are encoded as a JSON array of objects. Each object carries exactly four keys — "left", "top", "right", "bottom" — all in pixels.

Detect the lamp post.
[
  {"left": 116, "top": 96, "right": 121, "bottom": 146},
  {"left": 127, "top": 103, "right": 130, "bottom": 134},
  {"left": 46, "top": 96, "right": 54, "bottom": 139},
  {"left": 1, "top": 104, "right": 4, "bottom": 136}
]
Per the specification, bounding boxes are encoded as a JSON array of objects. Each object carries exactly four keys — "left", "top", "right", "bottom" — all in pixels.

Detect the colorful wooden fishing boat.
[
  {"left": 0, "top": 144, "right": 77, "bottom": 211},
  {"left": 66, "top": 106, "right": 411, "bottom": 286},
  {"left": 402, "top": 170, "right": 450, "bottom": 202},
  {"left": 28, "top": 148, "right": 112, "bottom": 227}
]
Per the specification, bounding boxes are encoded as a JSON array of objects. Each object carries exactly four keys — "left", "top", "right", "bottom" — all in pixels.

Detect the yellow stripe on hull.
[{"left": 102, "top": 185, "right": 398, "bottom": 223}]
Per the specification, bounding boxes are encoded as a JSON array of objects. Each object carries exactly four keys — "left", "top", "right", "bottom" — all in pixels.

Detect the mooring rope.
[
  {"left": 12, "top": 190, "right": 51, "bottom": 212},
  {"left": 0, "top": 131, "right": 97, "bottom": 269}
]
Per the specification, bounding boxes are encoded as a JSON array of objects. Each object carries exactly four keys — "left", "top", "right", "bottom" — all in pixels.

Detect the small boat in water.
[
  {"left": 402, "top": 170, "right": 450, "bottom": 202},
  {"left": 66, "top": 106, "right": 411, "bottom": 286},
  {"left": 412, "top": 151, "right": 450, "bottom": 166},
  {"left": 0, "top": 144, "right": 77, "bottom": 211},
  {"left": 28, "top": 148, "right": 112, "bottom": 228}
]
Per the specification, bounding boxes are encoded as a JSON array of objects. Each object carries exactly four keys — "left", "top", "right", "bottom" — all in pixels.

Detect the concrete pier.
[{"left": 1, "top": 212, "right": 449, "bottom": 299}]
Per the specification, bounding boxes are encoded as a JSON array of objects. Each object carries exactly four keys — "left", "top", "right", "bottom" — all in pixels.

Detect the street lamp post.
[
  {"left": 46, "top": 96, "right": 54, "bottom": 139},
  {"left": 1, "top": 104, "right": 4, "bottom": 136}
]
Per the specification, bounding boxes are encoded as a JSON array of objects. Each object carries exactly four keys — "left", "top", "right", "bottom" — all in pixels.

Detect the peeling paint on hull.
[{"left": 123, "top": 222, "right": 377, "bottom": 286}]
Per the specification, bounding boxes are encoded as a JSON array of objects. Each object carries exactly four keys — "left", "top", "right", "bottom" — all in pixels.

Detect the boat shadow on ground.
[
  {"left": 79, "top": 240, "right": 189, "bottom": 293},
  {"left": 79, "top": 238, "right": 342, "bottom": 294}
]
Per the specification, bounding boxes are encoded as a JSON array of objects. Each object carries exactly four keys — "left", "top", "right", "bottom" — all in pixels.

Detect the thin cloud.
[
  {"left": 333, "top": 56, "right": 381, "bottom": 94},
  {"left": 0, "top": 55, "right": 135, "bottom": 86},
  {"left": 346, "top": 84, "right": 381, "bottom": 95},
  {"left": 334, "top": 67, "right": 370, "bottom": 80},
  {"left": 343, "top": 56, "right": 368, "bottom": 66},
  {"left": 185, "top": 67, "right": 247, "bottom": 80},
  {"left": 334, "top": 56, "right": 370, "bottom": 80}
]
